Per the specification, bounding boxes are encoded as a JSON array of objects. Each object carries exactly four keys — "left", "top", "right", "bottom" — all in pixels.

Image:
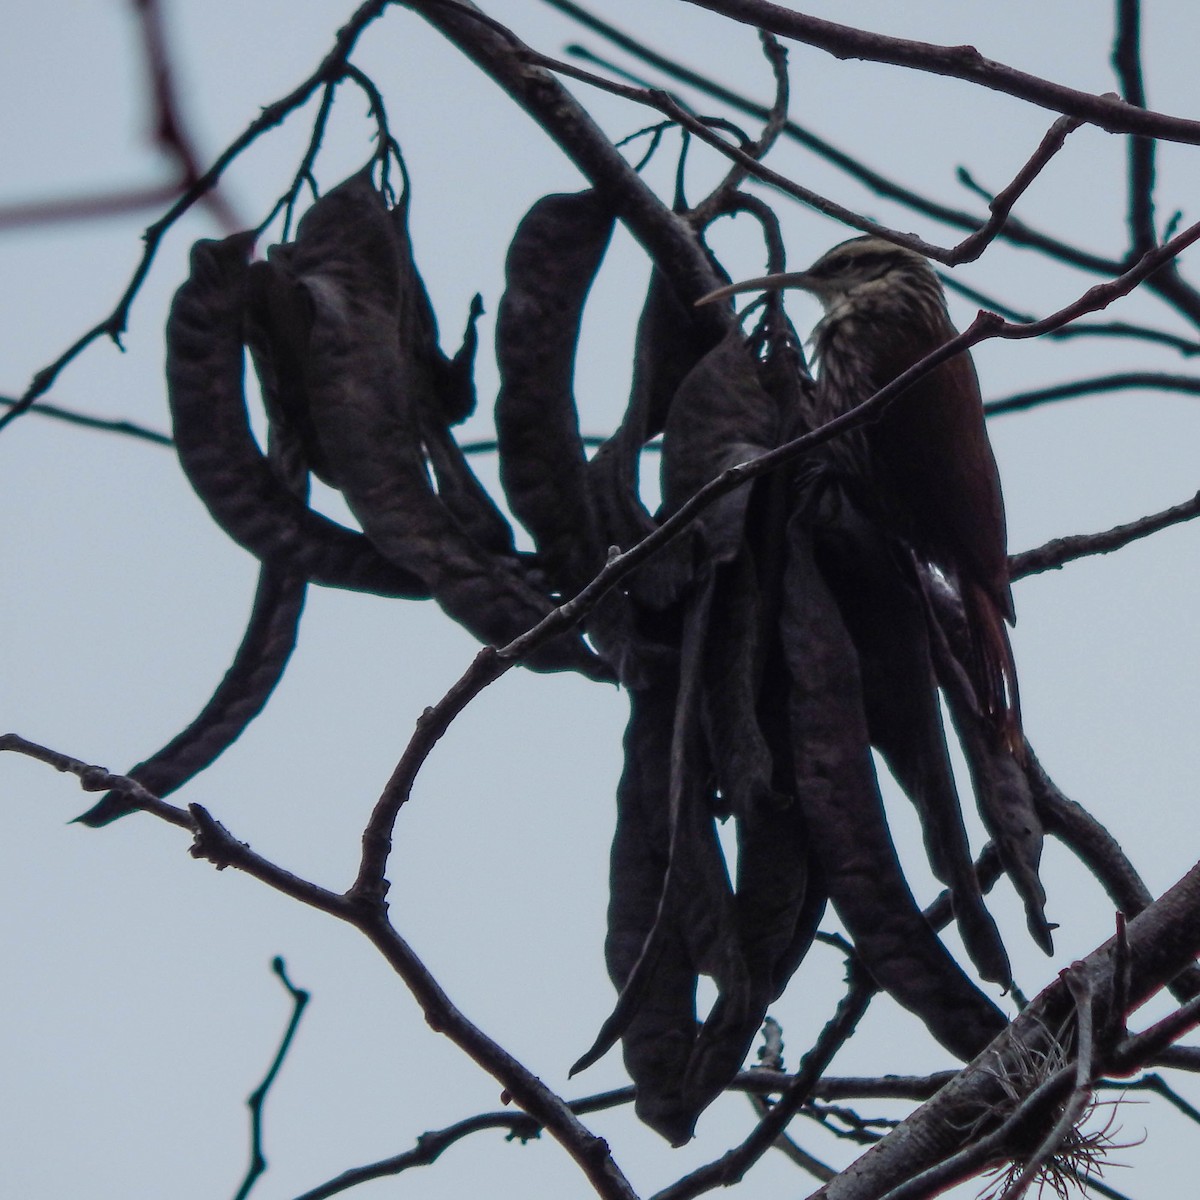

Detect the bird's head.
[{"left": 697, "top": 235, "right": 938, "bottom": 311}]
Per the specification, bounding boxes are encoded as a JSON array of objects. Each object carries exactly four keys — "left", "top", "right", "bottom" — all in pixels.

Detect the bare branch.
[
  {"left": 1010, "top": 490, "right": 1200, "bottom": 580},
  {"left": 940, "top": 275, "right": 1200, "bottom": 354},
  {"left": 1111, "top": 995, "right": 1200, "bottom": 1076},
  {"left": 808, "top": 856, "right": 1200, "bottom": 1200},
  {"left": 3, "top": 733, "right": 640, "bottom": 1200},
  {"left": 986, "top": 372, "right": 1200, "bottom": 416},
  {"left": 0, "top": 0, "right": 395, "bottom": 434},
  {"left": 681, "top": 0, "right": 1200, "bottom": 145},
  {"left": 233, "top": 958, "right": 310, "bottom": 1200},
  {"left": 690, "top": 31, "right": 791, "bottom": 226},
  {"left": 0, "top": 395, "right": 173, "bottom": 445},
  {"left": 1112, "top": 0, "right": 1158, "bottom": 257}
]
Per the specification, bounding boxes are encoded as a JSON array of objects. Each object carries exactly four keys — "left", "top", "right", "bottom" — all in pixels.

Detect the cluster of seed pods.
[{"left": 78, "top": 166, "right": 1049, "bottom": 1145}]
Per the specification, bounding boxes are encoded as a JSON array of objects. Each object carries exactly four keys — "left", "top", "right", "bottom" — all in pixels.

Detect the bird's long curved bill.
[{"left": 695, "top": 271, "right": 816, "bottom": 307}]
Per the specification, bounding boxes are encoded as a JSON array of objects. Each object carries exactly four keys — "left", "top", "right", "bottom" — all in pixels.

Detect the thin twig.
[
  {"left": 0, "top": 395, "right": 173, "bottom": 445},
  {"left": 232, "top": 958, "right": 310, "bottom": 1200},
  {"left": 985, "top": 372, "right": 1200, "bottom": 416},
  {"left": 1112, "top": 0, "right": 1157, "bottom": 258},
  {"left": 941, "top": 274, "right": 1200, "bottom": 353},
  {"left": 1110, "top": 995, "right": 1200, "bottom": 1076},
  {"left": 690, "top": 30, "right": 791, "bottom": 226},
  {"left": 0, "top": 0, "right": 393, "bottom": 434}
]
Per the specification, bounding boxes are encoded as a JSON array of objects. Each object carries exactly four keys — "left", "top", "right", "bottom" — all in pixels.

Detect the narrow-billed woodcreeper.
[{"left": 702, "top": 235, "right": 1021, "bottom": 753}]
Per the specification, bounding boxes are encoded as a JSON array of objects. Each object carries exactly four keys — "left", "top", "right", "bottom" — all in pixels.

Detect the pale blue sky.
[{"left": 3, "top": 3, "right": 1199, "bottom": 1197}]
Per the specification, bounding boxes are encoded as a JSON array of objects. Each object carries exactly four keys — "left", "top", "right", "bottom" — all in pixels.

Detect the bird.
[{"left": 698, "top": 235, "right": 1021, "bottom": 756}]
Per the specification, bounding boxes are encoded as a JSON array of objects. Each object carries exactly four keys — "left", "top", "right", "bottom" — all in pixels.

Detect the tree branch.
[
  {"left": 681, "top": 0, "right": 1200, "bottom": 144},
  {"left": 0, "top": 0, "right": 394, "bottom": 434},
  {"left": 1010, "top": 490, "right": 1200, "bottom": 579}
]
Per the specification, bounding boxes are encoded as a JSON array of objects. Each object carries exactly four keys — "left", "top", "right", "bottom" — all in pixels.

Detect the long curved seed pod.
[
  {"left": 75, "top": 559, "right": 306, "bottom": 826},
  {"left": 812, "top": 498, "right": 1012, "bottom": 988},
  {"left": 580, "top": 582, "right": 751, "bottom": 1145},
  {"left": 588, "top": 266, "right": 718, "bottom": 556},
  {"left": 660, "top": 327, "right": 778, "bottom": 565},
  {"left": 275, "top": 169, "right": 609, "bottom": 679},
  {"left": 593, "top": 683, "right": 694, "bottom": 1130},
  {"left": 782, "top": 516, "right": 1009, "bottom": 1061},
  {"left": 922, "top": 569, "right": 1054, "bottom": 953},
  {"left": 585, "top": 269, "right": 716, "bottom": 682},
  {"left": 698, "top": 550, "right": 775, "bottom": 819},
  {"left": 169, "top": 233, "right": 428, "bottom": 598},
  {"left": 77, "top": 426, "right": 311, "bottom": 827},
  {"left": 495, "top": 191, "right": 614, "bottom": 592}
]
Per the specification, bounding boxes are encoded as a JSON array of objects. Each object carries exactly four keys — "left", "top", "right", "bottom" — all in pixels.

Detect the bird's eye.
[{"left": 816, "top": 253, "right": 851, "bottom": 276}]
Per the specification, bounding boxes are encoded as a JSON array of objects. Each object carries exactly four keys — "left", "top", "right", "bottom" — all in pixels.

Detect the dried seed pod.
[
  {"left": 77, "top": 426, "right": 313, "bottom": 827},
  {"left": 495, "top": 190, "right": 614, "bottom": 592},
  {"left": 169, "top": 233, "right": 427, "bottom": 597},
  {"left": 813, "top": 499, "right": 1013, "bottom": 988},
  {"left": 924, "top": 571, "right": 1053, "bottom": 953},
  {"left": 589, "top": 266, "right": 718, "bottom": 552},
  {"left": 75, "top": 565, "right": 306, "bottom": 826},
  {"left": 782, "top": 516, "right": 1009, "bottom": 1061},
  {"left": 262, "top": 169, "right": 609, "bottom": 679},
  {"left": 660, "top": 327, "right": 778, "bottom": 565}
]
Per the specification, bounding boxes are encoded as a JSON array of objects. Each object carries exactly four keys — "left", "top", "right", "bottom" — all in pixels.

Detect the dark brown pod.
[
  {"left": 495, "top": 191, "right": 614, "bottom": 592},
  {"left": 168, "top": 233, "right": 427, "bottom": 598},
  {"left": 924, "top": 573, "right": 1054, "bottom": 953},
  {"left": 660, "top": 327, "right": 778, "bottom": 566},
  {"left": 813, "top": 500, "right": 1013, "bottom": 988},
  {"left": 781, "top": 516, "right": 1009, "bottom": 1061},
  {"left": 76, "top": 425, "right": 311, "bottom": 827},
  {"left": 271, "top": 170, "right": 610, "bottom": 679}
]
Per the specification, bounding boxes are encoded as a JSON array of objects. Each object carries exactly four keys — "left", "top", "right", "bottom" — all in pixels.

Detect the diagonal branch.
[
  {"left": 355, "top": 218, "right": 1200, "bottom": 893},
  {"left": 0, "top": 0, "right": 394, "bottom": 435},
  {"left": 0, "top": 733, "right": 640, "bottom": 1200},
  {"left": 808, "top": 856, "right": 1200, "bottom": 1200},
  {"left": 1010, "top": 489, "right": 1200, "bottom": 579},
  {"left": 681, "top": 0, "right": 1200, "bottom": 144}
]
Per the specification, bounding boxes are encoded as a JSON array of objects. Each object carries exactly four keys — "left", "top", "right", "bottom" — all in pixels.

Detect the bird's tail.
[{"left": 963, "top": 578, "right": 1024, "bottom": 761}]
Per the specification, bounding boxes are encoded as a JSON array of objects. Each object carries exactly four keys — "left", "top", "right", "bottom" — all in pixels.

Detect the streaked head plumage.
[{"left": 696, "top": 235, "right": 938, "bottom": 310}]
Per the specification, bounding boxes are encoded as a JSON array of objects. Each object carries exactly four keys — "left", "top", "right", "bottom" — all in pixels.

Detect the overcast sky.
[{"left": 3, "top": 3, "right": 1199, "bottom": 1198}]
